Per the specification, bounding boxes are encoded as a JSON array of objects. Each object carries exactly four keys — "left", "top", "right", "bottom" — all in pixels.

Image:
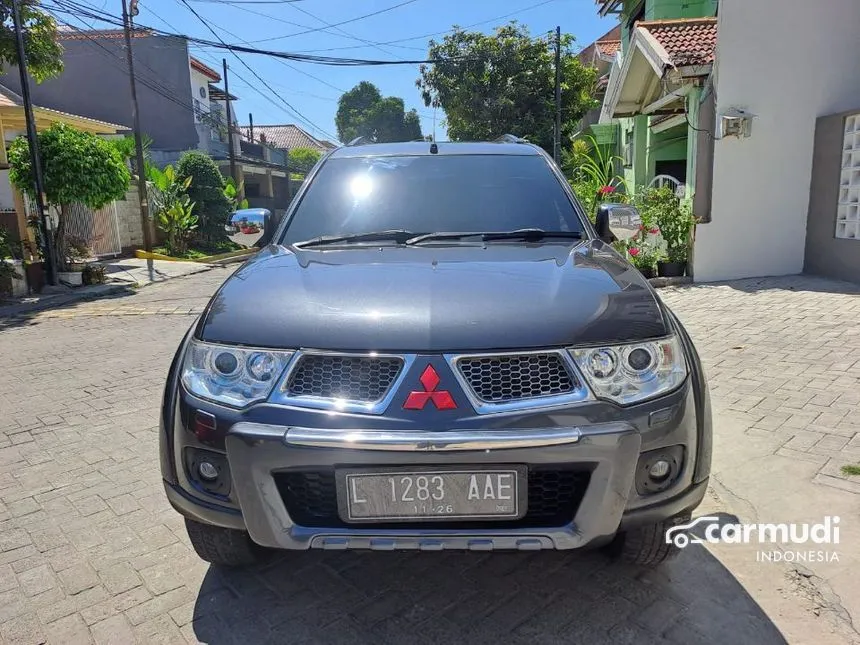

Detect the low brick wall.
[{"left": 115, "top": 189, "right": 143, "bottom": 251}]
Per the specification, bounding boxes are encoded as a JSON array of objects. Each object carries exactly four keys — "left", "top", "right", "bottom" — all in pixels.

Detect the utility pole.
[
  {"left": 248, "top": 112, "right": 254, "bottom": 143},
  {"left": 222, "top": 59, "right": 237, "bottom": 187},
  {"left": 12, "top": 0, "right": 56, "bottom": 286},
  {"left": 432, "top": 105, "right": 437, "bottom": 143},
  {"left": 121, "top": 0, "right": 153, "bottom": 280},
  {"left": 553, "top": 25, "right": 562, "bottom": 164}
]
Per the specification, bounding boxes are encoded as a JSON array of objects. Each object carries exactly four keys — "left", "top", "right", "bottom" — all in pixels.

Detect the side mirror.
[
  {"left": 595, "top": 203, "right": 642, "bottom": 243},
  {"left": 225, "top": 208, "right": 272, "bottom": 248}
]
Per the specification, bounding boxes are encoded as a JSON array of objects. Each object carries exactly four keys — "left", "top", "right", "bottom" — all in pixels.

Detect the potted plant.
[
  {"left": 0, "top": 225, "right": 24, "bottom": 297},
  {"left": 657, "top": 199, "right": 695, "bottom": 277},
  {"left": 82, "top": 262, "right": 107, "bottom": 285},
  {"left": 57, "top": 236, "right": 91, "bottom": 286},
  {"left": 628, "top": 244, "right": 665, "bottom": 279},
  {"left": 635, "top": 187, "right": 695, "bottom": 277}
]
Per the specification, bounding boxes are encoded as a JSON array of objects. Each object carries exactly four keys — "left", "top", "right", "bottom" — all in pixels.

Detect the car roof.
[{"left": 327, "top": 140, "right": 544, "bottom": 159}]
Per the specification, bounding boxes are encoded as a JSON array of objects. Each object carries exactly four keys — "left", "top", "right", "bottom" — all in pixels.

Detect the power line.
[
  {"left": 190, "top": 0, "right": 305, "bottom": 4},
  {"left": 252, "top": 0, "right": 421, "bottom": 43},
  {"left": 293, "top": 0, "right": 561, "bottom": 53},
  {"left": 199, "top": 0, "right": 424, "bottom": 53},
  {"left": 53, "top": 2, "right": 344, "bottom": 142},
  {"left": 192, "top": 46, "right": 437, "bottom": 124},
  {"left": 47, "top": 0, "right": 471, "bottom": 66},
  {"left": 175, "top": 0, "right": 337, "bottom": 139},
  {"left": 286, "top": 2, "right": 409, "bottom": 59},
  {"left": 52, "top": 18, "right": 273, "bottom": 148},
  {"left": 182, "top": 9, "right": 350, "bottom": 95}
]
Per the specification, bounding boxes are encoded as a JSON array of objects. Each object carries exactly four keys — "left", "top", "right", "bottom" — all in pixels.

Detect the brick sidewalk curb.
[
  {"left": 0, "top": 263, "right": 225, "bottom": 319},
  {"left": 648, "top": 276, "right": 693, "bottom": 288}
]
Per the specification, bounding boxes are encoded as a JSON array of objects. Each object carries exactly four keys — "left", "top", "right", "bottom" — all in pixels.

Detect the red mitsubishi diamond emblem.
[{"left": 403, "top": 365, "right": 457, "bottom": 410}]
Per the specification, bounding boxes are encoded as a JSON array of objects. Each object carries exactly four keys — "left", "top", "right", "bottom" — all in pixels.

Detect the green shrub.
[
  {"left": 288, "top": 147, "right": 322, "bottom": 175},
  {"left": 9, "top": 123, "right": 130, "bottom": 270},
  {"left": 176, "top": 152, "right": 231, "bottom": 242}
]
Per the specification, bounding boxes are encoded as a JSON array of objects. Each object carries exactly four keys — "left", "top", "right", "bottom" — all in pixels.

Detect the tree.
[
  {"left": 336, "top": 81, "right": 423, "bottom": 143},
  {"left": 417, "top": 22, "right": 598, "bottom": 153},
  {"left": 176, "top": 151, "right": 231, "bottom": 242},
  {"left": 288, "top": 147, "right": 321, "bottom": 175},
  {"left": 0, "top": 0, "right": 64, "bottom": 82},
  {"left": 8, "top": 123, "right": 130, "bottom": 270}
]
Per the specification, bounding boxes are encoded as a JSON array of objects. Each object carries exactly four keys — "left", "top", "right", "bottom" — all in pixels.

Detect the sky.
[{"left": 125, "top": 0, "right": 617, "bottom": 144}]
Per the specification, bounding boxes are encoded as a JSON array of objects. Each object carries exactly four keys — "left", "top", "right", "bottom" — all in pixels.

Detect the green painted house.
[{"left": 593, "top": 0, "right": 718, "bottom": 217}]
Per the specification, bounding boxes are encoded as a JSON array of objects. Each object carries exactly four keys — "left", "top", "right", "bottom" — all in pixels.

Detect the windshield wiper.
[
  {"left": 292, "top": 229, "right": 420, "bottom": 248},
  {"left": 406, "top": 228, "right": 584, "bottom": 245}
]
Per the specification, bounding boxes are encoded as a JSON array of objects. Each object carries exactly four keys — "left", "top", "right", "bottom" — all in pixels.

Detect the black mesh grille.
[
  {"left": 274, "top": 467, "right": 590, "bottom": 529},
  {"left": 456, "top": 353, "right": 577, "bottom": 403},
  {"left": 286, "top": 354, "right": 403, "bottom": 403}
]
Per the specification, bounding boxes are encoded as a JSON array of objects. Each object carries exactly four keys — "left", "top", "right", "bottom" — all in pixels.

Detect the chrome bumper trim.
[{"left": 283, "top": 426, "right": 582, "bottom": 451}]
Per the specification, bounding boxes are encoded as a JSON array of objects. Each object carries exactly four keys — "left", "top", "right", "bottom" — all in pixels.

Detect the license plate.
[{"left": 336, "top": 466, "right": 527, "bottom": 522}]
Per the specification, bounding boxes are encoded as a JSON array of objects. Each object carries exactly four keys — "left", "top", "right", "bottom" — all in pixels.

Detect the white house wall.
[
  {"left": 694, "top": 0, "right": 860, "bottom": 282},
  {"left": 189, "top": 67, "right": 212, "bottom": 122}
]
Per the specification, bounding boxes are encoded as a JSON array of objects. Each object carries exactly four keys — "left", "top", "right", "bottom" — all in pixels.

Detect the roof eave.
[
  {"left": 602, "top": 27, "right": 673, "bottom": 120},
  {"left": 596, "top": 0, "right": 624, "bottom": 17}
]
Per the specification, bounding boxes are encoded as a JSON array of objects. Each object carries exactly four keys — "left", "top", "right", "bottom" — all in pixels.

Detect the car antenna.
[{"left": 429, "top": 142, "right": 438, "bottom": 154}]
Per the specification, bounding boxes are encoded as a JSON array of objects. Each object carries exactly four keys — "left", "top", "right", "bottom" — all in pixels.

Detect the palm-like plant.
[
  {"left": 147, "top": 163, "right": 192, "bottom": 217},
  {"left": 223, "top": 177, "right": 249, "bottom": 211},
  {"left": 564, "top": 134, "right": 627, "bottom": 221},
  {"left": 147, "top": 163, "right": 197, "bottom": 256},
  {"left": 156, "top": 196, "right": 198, "bottom": 256}
]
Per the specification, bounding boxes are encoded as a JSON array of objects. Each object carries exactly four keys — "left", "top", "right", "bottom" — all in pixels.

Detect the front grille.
[
  {"left": 455, "top": 352, "right": 577, "bottom": 403},
  {"left": 285, "top": 354, "right": 403, "bottom": 403},
  {"left": 274, "top": 467, "right": 591, "bottom": 530}
]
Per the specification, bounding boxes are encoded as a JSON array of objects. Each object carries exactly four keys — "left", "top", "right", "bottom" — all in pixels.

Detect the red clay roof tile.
[
  {"left": 596, "top": 40, "right": 621, "bottom": 57},
  {"left": 637, "top": 17, "right": 717, "bottom": 67}
]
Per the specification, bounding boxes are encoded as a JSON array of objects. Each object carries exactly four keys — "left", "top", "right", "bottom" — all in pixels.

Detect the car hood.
[{"left": 198, "top": 242, "right": 669, "bottom": 352}]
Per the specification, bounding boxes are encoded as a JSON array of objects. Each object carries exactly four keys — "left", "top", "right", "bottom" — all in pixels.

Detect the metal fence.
[{"left": 24, "top": 195, "right": 122, "bottom": 258}]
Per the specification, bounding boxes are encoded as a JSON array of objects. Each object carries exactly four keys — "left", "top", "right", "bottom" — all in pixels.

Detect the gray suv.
[{"left": 159, "top": 137, "right": 711, "bottom": 568}]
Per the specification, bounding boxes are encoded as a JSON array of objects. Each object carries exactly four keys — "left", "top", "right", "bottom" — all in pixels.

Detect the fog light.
[
  {"left": 635, "top": 446, "right": 684, "bottom": 495},
  {"left": 648, "top": 459, "right": 671, "bottom": 480},
  {"left": 198, "top": 461, "right": 219, "bottom": 481}
]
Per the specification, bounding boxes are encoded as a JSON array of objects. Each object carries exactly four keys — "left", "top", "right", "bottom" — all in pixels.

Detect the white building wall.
[
  {"left": 0, "top": 171, "right": 16, "bottom": 212},
  {"left": 189, "top": 67, "right": 212, "bottom": 123},
  {"left": 694, "top": 0, "right": 860, "bottom": 282}
]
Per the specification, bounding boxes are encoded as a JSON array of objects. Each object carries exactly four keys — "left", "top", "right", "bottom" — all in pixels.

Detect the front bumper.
[{"left": 164, "top": 379, "right": 707, "bottom": 551}]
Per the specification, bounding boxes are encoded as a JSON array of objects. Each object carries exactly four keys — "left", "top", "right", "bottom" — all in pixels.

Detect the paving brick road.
[{"left": 1, "top": 268, "right": 859, "bottom": 644}]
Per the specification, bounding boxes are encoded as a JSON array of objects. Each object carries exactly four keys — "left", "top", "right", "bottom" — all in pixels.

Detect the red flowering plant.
[{"left": 611, "top": 225, "right": 665, "bottom": 276}]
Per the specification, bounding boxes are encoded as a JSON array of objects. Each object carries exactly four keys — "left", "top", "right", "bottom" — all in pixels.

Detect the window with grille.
[{"left": 836, "top": 113, "right": 860, "bottom": 240}]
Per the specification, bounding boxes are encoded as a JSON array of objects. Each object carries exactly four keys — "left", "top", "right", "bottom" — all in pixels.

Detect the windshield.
[{"left": 280, "top": 154, "right": 585, "bottom": 245}]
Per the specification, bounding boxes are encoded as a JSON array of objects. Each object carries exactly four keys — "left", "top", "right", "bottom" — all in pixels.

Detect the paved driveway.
[{"left": 0, "top": 269, "right": 858, "bottom": 644}]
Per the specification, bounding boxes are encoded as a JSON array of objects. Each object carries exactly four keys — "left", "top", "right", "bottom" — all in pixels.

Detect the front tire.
[
  {"left": 607, "top": 513, "right": 691, "bottom": 567},
  {"left": 185, "top": 518, "right": 260, "bottom": 567}
]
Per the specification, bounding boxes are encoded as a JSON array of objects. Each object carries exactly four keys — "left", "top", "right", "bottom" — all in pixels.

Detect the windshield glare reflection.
[{"left": 349, "top": 174, "right": 374, "bottom": 200}]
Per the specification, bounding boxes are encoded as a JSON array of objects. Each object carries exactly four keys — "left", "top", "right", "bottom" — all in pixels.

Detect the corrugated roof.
[
  {"left": 637, "top": 17, "right": 717, "bottom": 67},
  {"left": 240, "top": 124, "right": 336, "bottom": 151}
]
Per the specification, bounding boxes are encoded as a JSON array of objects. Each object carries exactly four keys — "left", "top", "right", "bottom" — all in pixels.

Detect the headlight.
[
  {"left": 181, "top": 340, "right": 294, "bottom": 408},
  {"left": 569, "top": 336, "right": 686, "bottom": 405}
]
